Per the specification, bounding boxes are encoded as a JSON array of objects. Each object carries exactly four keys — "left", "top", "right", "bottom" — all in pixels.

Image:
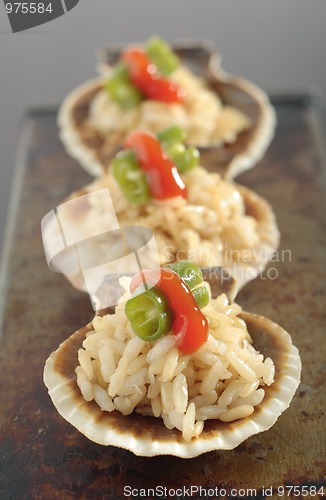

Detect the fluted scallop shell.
[
  {"left": 41, "top": 178, "right": 279, "bottom": 294},
  {"left": 43, "top": 311, "right": 300, "bottom": 458},
  {"left": 234, "top": 184, "right": 280, "bottom": 288},
  {"left": 58, "top": 42, "right": 275, "bottom": 179}
]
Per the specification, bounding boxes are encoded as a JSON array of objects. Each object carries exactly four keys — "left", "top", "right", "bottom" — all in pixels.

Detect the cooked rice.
[
  {"left": 76, "top": 281, "right": 275, "bottom": 441},
  {"left": 79, "top": 166, "right": 263, "bottom": 271},
  {"left": 88, "top": 66, "right": 250, "bottom": 147}
]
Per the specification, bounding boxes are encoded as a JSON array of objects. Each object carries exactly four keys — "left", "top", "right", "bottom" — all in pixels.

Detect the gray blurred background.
[{"left": 0, "top": 0, "right": 325, "bottom": 256}]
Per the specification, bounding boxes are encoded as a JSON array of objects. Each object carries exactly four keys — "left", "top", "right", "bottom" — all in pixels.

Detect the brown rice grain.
[
  {"left": 148, "top": 356, "right": 166, "bottom": 376},
  {"left": 78, "top": 348, "right": 94, "bottom": 380},
  {"left": 190, "top": 390, "right": 217, "bottom": 408},
  {"left": 231, "top": 388, "right": 265, "bottom": 408},
  {"left": 162, "top": 413, "right": 174, "bottom": 430},
  {"left": 182, "top": 403, "right": 196, "bottom": 441},
  {"left": 194, "top": 420, "right": 204, "bottom": 437},
  {"left": 126, "top": 353, "right": 147, "bottom": 375},
  {"left": 227, "top": 353, "right": 257, "bottom": 382},
  {"left": 113, "top": 396, "right": 132, "bottom": 415},
  {"left": 118, "top": 368, "right": 147, "bottom": 396},
  {"left": 151, "top": 395, "right": 162, "bottom": 417},
  {"left": 162, "top": 347, "right": 179, "bottom": 381},
  {"left": 239, "top": 380, "right": 260, "bottom": 398},
  {"left": 200, "top": 363, "right": 224, "bottom": 394},
  {"left": 196, "top": 351, "right": 220, "bottom": 367},
  {"left": 128, "top": 386, "right": 146, "bottom": 410},
  {"left": 147, "top": 379, "right": 161, "bottom": 400},
  {"left": 94, "top": 384, "right": 114, "bottom": 411},
  {"left": 146, "top": 335, "right": 176, "bottom": 364},
  {"left": 263, "top": 357, "right": 275, "bottom": 385},
  {"left": 196, "top": 405, "right": 225, "bottom": 420},
  {"left": 106, "top": 338, "right": 126, "bottom": 356},
  {"left": 168, "top": 410, "right": 184, "bottom": 432},
  {"left": 160, "top": 381, "right": 174, "bottom": 414},
  {"left": 218, "top": 379, "right": 243, "bottom": 407},
  {"left": 182, "top": 363, "right": 196, "bottom": 387},
  {"left": 98, "top": 343, "right": 115, "bottom": 382},
  {"left": 123, "top": 336, "right": 145, "bottom": 361},
  {"left": 92, "top": 360, "right": 107, "bottom": 389},
  {"left": 188, "top": 382, "right": 201, "bottom": 398},
  {"left": 219, "top": 404, "right": 254, "bottom": 422},
  {"left": 173, "top": 373, "right": 188, "bottom": 413},
  {"left": 206, "top": 334, "right": 227, "bottom": 355},
  {"left": 173, "top": 355, "right": 191, "bottom": 376},
  {"left": 108, "top": 358, "right": 128, "bottom": 397},
  {"left": 75, "top": 366, "right": 94, "bottom": 402}
]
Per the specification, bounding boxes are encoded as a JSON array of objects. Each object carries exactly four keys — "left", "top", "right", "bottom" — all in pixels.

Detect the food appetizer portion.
[
  {"left": 44, "top": 262, "right": 301, "bottom": 458},
  {"left": 45, "top": 127, "right": 279, "bottom": 292},
  {"left": 58, "top": 37, "right": 275, "bottom": 178}
]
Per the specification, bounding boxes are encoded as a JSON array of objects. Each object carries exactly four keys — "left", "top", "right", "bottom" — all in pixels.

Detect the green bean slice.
[
  {"left": 125, "top": 287, "right": 173, "bottom": 342},
  {"left": 146, "top": 37, "right": 180, "bottom": 76},
  {"left": 192, "top": 285, "right": 210, "bottom": 309},
  {"left": 163, "top": 142, "right": 200, "bottom": 173},
  {"left": 105, "top": 63, "right": 143, "bottom": 109},
  {"left": 112, "top": 150, "right": 150, "bottom": 205},
  {"left": 174, "top": 146, "right": 200, "bottom": 173},
  {"left": 167, "top": 261, "right": 209, "bottom": 309},
  {"left": 167, "top": 261, "right": 203, "bottom": 290},
  {"left": 157, "top": 125, "right": 187, "bottom": 145}
]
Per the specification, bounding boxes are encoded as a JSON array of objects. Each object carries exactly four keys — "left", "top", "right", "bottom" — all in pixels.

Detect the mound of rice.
[
  {"left": 76, "top": 280, "right": 275, "bottom": 441},
  {"left": 88, "top": 66, "right": 250, "bottom": 147},
  {"left": 79, "top": 166, "right": 267, "bottom": 270}
]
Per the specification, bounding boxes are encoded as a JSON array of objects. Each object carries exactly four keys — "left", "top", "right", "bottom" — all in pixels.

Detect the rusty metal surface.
[{"left": 0, "top": 98, "right": 325, "bottom": 499}]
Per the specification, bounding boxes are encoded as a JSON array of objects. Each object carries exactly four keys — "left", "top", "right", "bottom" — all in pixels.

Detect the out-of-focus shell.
[
  {"left": 235, "top": 184, "right": 280, "bottom": 288},
  {"left": 41, "top": 178, "right": 279, "bottom": 294},
  {"left": 43, "top": 311, "right": 301, "bottom": 458},
  {"left": 58, "top": 41, "right": 275, "bottom": 179}
]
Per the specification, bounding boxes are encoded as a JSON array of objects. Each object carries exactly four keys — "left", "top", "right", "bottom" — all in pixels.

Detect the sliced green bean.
[
  {"left": 192, "top": 285, "right": 209, "bottom": 309},
  {"left": 157, "top": 125, "right": 187, "bottom": 145},
  {"left": 174, "top": 146, "right": 200, "bottom": 173},
  {"left": 146, "top": 37, "right": 180, "bottom": 76},
  {"left": 125, "top": 287, "right": 173, "bottom": 342},
  {"left": 167, "top": 261, "right": 203, "bottom": 290},
  {"left": 105, "top": 63, "right": 143, "bottom": 109},
  {"left": 163, "top": 141, "right": 200, "bottom": 173},
  {"left": 167, "top": 261, "right": 209, "bottom": 309},
  {"left": 112, "top": 150, "right": 150, "bottom": 205}
]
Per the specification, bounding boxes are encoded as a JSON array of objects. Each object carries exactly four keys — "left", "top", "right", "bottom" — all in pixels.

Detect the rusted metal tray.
[{"left": 0, "top": 95, "right": 325, "bottom": 499}]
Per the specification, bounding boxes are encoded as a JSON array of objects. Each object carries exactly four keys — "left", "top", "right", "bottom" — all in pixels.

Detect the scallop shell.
[
  {"left": 41, "top": 178, "right": 279, "bottom": 294},
  {"left": 58, "top": 41, "right": 275, "bottom": 180},
  {"left": 235, "top": 184, "right": 280, "bottom": 288},
  {"left": 43, "top": 310, "right": 301, "bottom": 458}
]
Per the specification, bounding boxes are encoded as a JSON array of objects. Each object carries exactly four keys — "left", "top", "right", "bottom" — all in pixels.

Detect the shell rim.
[
  {"left": 43, "top": 311, "right": 301, "bottom": 458},
  {"left": 41, "top": 178, "right": 280, "bottom": 295},
  {"left": 57, "top": 60, "right": 276, "bottom": 180}
]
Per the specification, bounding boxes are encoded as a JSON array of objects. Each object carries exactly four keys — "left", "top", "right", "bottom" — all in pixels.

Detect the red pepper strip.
[
  {"left": 130, "top": 269, "right": 208, "bottom": 354},
  {"left": 122, "top": 47, "right": 186, "bottom": 104},
  {"left": 124, "top": 131, "right": 187, "bottom": 200}
]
